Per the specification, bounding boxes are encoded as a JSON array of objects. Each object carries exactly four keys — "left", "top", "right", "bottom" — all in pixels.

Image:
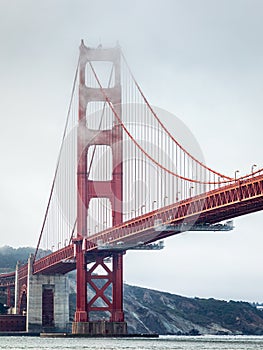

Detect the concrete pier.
[
  {"left": 26, "top": 255, "right": 69, "bottom": 333},
  {"left": 72, "top": 321, "right": 127, "bottom": 335}
]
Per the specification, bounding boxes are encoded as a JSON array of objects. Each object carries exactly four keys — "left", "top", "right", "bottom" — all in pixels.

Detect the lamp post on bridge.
[
  {"left": 251, "top": 164, "right": 257, "bottom": 175},
  {"left": 152, "top": 200, "right": 157, "bottom": 210},
  {"left": 140, "top": 205, "right": 146, "bottom": 215},
  {"left": 189, "top": 186, "right": 194, "bottom": 197},
  {"left": 235, "top": 170, "right": 240, "bottom": 181}
]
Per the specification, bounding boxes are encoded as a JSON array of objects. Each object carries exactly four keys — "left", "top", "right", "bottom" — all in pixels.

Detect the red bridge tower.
[{"left": 72, "top": 41, "right": 127, "bottom": 335}]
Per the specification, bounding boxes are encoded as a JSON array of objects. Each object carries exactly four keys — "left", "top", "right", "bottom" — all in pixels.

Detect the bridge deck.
[{"left": 30, "top": 174, "right": 263, "bottom": 275}]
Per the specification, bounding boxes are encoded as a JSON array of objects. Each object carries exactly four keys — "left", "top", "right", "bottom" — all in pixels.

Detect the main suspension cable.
[
  {"left": 89, "top": 61, "right": 233, "bottom": 185},
  {"left": 121, "top": 52, "right": 234, "bottom": 182}
]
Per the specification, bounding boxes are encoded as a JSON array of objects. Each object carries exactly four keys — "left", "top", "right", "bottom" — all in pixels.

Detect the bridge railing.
[
  {"left": 0, "top": 272, "right": 15, "bottom": 287},
  {"left": 33, "top": 244, "right": 75, "bottom": 275}
]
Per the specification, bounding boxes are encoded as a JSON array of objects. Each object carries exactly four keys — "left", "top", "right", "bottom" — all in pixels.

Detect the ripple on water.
[{"left": 0, "top": 335, "right": 263, "bottom": 350}]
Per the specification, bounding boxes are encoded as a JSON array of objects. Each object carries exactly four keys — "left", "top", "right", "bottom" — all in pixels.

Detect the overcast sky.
[{"left": 0, "top": 0, "right": 263, "bottom": 302}]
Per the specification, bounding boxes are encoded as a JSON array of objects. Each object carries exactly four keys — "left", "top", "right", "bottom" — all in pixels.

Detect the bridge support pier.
[
  {"left": 72, "top": 250, "right": 127, "bottom": 335},
  {"left": 26, "top": 255, "right": 69, "bottom": 333},
  {"left": 72, "top": 320, "right": 127, "bottom": 336}
]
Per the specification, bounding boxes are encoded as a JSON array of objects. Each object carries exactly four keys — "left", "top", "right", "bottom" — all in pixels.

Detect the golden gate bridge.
[{"left": 0, "top": 41, "right": 262, "bottom": 335}]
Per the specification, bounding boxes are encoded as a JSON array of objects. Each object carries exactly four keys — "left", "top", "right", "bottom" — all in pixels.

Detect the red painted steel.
[
  {"left": 88, "top": 174, "right": 263, "bottom": 246},
  {"left": 22, "top": 173, "right": 263, "bottom": 276},
  {"left": 86, "top": 252, "right": 124, "bottom": 322},
  {"left": 74, "top": 42, "right": 124, "bottom": 323},
  {"left": 0, "top": 272, "right": 15, "bottom": 287},
  {"left": 75, "top": 41, "right": 88, "bottom": 323},
  {"left": 86, "top": 255, "right": 113, "bottom": 315},
  {"left": 33, "top": 245, "right": 75, "bottom": 274},
  {"left": 111, "top": 253, "right": 124, "bottom": 322},
  {"left": 0, "top": 272, "right": 15, "bottom": 309},
  {"left": 18, "top": 285, "right": 27, "bottom": 315}
]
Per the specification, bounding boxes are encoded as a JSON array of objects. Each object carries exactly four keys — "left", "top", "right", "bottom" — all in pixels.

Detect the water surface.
[{"left": 0, "top": 335, "right": 263, "bottom": 350}]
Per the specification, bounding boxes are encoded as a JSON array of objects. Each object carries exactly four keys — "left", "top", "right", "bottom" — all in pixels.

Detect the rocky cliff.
[
  {"left": 123, "top": 284, "right": 263, "bottom": 335},
  {"left": 68, "top": 281, "right": 263, "bottom": 335}
]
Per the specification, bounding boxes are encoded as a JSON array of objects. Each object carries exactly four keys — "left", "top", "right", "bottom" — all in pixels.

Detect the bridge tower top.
[{"left": 77, "top": 40, "right": 123, "bottom": 240}]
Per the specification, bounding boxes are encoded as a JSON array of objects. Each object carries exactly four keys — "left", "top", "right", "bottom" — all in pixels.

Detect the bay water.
[{"left": 0, "top": 335, "right": 263, "bottom": 350}]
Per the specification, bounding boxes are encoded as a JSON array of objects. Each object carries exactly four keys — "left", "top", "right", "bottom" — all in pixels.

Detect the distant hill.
[
  {"left": 0, "top": 246, "right": 50, "bottom": 272},
  {"left": 1, "top": 246, "right": 263, "bottom": 335},
  {"left": 0, "top": 246, "right": 35, "bottom": 271}
]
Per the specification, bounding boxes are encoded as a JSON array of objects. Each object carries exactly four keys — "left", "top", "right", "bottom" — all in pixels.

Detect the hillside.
[
  {"left": 1, "top": 246, "right": 263, "bottom": 335},
  {"left": 123, "top": 284, "right": 263, "bottom": 335},
  {"left": 68, "top": 276, "right": 263, "bottom": 335},
  {"left": 0, "top": 246, "right": 36, "bottom": 272},
  {"left": 0, "top": 246, "right": 50, "bottom": 273}
]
